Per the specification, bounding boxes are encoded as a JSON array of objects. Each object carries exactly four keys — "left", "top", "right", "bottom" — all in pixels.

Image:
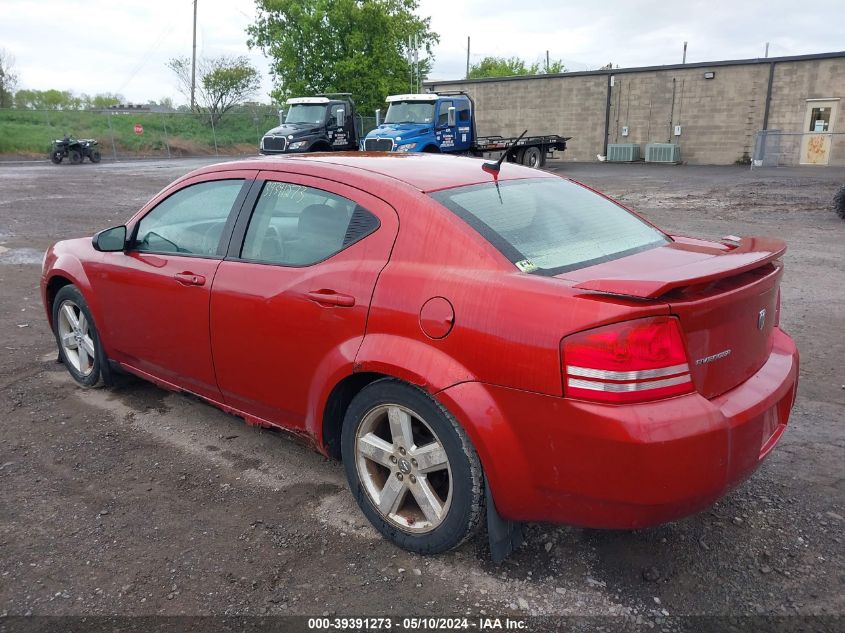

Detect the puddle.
[{"left": 0, "top": 248, "right": 44, "bottom": 265}]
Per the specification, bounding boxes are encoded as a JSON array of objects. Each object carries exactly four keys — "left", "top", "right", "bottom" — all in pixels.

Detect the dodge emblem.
[{"left": 758, "top": 308, "right": 767, "bottom": 331}]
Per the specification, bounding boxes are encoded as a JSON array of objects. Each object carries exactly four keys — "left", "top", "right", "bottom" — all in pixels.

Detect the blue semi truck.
[{"left": 362, "top": 92, "right": 569, "bottom": 167}]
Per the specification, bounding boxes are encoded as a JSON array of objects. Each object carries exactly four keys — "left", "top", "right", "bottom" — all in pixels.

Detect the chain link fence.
[
  {"left": 355, "top": 115, "right": 378, "bottom": 139},
  {"left": 0, "top": 108, "right": 381, "bottom": 160},
  {"left": 0, "top": 107, "right": 282, "bottom": 161},
  {"left": 751, "top": 130, "right": 845, "bottom": 168}
]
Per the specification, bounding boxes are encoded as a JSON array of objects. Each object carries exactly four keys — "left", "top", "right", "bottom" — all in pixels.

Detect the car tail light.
[{"left": 562, "top": 316, "right": 694, "bottom": 404}]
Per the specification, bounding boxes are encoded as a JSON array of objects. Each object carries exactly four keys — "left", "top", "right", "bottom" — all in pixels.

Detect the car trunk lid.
[{"left": 561, "top": 237, "right": 784, "bottom": 399}]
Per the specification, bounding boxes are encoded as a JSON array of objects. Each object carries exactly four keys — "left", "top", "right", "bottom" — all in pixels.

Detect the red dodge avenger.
[{"left": 41, "top": 153, "right": 799, "bottom": 555}]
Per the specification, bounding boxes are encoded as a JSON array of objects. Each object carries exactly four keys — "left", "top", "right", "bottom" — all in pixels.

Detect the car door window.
[
  {"left": 240, "top": 181, "right": 380, "bottom": 266},
  {"left": 329, "top": 103, "right": 345, "bottom": 126},
  {"left": 437, "top": 100, "right": 453, "bottom": 127},
  {"left": 135, "top": 180, "right": 244, "bottom": 256}
]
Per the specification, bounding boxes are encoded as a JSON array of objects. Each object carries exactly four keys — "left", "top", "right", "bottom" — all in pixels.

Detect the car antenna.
[{"left": 482, "top": 130, "right": 528, "bottom": 174}]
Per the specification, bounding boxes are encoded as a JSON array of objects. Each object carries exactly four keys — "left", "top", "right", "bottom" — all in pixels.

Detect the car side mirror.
[
  {"left": 447, "top": 106, "right": 456, "bottom": 127},
  {"left": 92, "top": 225, "right": 127, "bottom": 252},
  {"left": 335, "top": 108, "right": 346, "bottom": 128}
]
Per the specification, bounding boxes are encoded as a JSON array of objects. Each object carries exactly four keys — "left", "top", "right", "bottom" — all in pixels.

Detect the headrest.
[{"left": 298, "top": 204, "right": 348, "bottom": 238}]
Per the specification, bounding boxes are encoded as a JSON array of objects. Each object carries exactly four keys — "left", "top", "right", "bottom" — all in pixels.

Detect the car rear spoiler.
[{"left": 573, "top": 236, "right": 786, "bottom": 299}]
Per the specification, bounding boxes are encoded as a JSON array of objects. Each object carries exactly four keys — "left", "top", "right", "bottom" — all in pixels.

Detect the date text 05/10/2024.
[{"left": 306, "top": 616, "right": 528, "bottom": 630}]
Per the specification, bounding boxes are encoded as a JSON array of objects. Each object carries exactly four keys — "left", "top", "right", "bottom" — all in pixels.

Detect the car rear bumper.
[{"left": 436, "top": 327, "right": 799, "bottom": 528}]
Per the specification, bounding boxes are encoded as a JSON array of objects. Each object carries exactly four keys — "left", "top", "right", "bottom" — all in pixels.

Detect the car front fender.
[{"left": 43, "top": 249, "right": 106, "bottom": 347}]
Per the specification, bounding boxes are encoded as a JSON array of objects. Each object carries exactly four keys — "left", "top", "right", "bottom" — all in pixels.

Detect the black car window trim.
[
  {"left": 226, "top": 176, "right": 381, "bottom": 268},
  {"left": 128, "top": 178, "right": 252, "bottom": 260}
]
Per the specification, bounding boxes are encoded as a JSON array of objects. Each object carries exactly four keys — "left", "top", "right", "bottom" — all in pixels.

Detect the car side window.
[
  {"left": 437, "top": 100, "right": 453, "bottom": 127},
  {"left": 135, "top": 180, "right": 244, "bottom": 256},
  {"left": 240, "top": 181, "right": 380, "bottom": 266}
]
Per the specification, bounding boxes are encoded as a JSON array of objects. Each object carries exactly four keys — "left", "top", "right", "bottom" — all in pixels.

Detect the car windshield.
[
  {"left": 384, "top": 101, "right": 435, "bottom": 124},
  {"left": 430, "top": 178, "right": 669, "bottom": 274},
  {"left": 285, "top": 104, "right": 327, "bottom": 124}
]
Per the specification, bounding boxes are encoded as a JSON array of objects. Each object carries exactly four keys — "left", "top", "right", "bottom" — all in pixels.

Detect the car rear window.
[{"left": 430, "top": 178, "right": 669, "bottom": 274}]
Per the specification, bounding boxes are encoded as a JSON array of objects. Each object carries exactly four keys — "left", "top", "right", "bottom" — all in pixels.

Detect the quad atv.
[{"left": 50, "top": 136, "right": 101, "bottom": 164}]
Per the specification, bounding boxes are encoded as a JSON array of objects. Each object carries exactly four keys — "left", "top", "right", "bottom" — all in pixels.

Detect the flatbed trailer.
[
  {"left": 472, "top": 133, "right": 571, "bottom": 167},
  {"left": 362, "top": 91, "right": 571, "bottom": 168}
]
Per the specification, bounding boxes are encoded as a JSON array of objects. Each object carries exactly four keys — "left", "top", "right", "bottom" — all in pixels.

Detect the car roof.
[{"left": 193, "top": 153, "right": 557, "bottom": 194}]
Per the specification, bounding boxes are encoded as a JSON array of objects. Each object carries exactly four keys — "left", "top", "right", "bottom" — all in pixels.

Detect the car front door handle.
[
  {"left": 174, "top": 272, "right": 206, "bottom": 287},
  {"left": 306, "top": 290, "right": 356, "bottom": 307}
]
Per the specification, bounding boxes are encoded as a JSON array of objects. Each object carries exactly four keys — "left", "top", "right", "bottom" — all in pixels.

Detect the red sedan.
[{"left": 41, "top": 154, "right": 799, "bottom": 556}]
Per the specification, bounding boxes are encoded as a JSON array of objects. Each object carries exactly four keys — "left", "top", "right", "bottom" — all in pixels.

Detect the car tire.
[
  {"left": 89, "top": 149, "right": 102, "bottom": 163},
  {"left": 50, "top": 150, "right": 63, "bottom": 164},
  {"left": 522, "top": 146, "right": 542, "bottom": 168},
  {"left": 68, "top": 150, "right": 82, "bottom": 165},
  {"left": 834, "top": 183, "right": 845, "bottom": 219},
  {"left": 52, "top": 285, "right": 106, "bottom": 388},
  {"left": 341, "top": 379, "right": 485, "bottom": 554}
]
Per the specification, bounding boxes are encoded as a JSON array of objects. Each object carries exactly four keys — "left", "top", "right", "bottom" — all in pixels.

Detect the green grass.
[{"left": 0, "top": 108, "right": 282, "bottom": 156}]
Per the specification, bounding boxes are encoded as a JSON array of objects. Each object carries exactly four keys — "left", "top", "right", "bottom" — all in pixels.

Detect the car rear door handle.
[
  {"left": 174, "top": 272, "right": 206, "bottom": 287},
  {"left": 306, "top": 290, "right": 355, "bottom": 307}
]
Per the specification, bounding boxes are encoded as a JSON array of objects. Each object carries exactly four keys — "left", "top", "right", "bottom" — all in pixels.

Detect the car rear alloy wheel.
[
  {"left": 356, "top": 403, "right": 452, "bottom": 532},
  {"left": 52, "top": 285, "right": 104, "bottom": 387},
  {"left": 342, "top": 380, "right": 484, "bottom": 554}
]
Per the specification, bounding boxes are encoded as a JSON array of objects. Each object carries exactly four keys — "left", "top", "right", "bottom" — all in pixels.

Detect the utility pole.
[
  {"left": 466, "top": 36, "right": 470, "bottom": 79},
  {"left": 190, "top": 0, "right": 197, "bottom": 111},
  {"left": 414, "top": 34, "right": 419, "bottom": 93},
  {"left": 546, "top": 50, "right": 550, "bottom": 72}
]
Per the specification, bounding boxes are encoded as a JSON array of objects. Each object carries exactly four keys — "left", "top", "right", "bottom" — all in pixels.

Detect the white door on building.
[{"left": 800, "top": 99, "right": 838, "bottom": 165}]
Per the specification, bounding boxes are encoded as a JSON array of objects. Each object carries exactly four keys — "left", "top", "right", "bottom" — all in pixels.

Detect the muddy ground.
[{"left": 0, "top": 158, "right": 843, "bottom": 628}]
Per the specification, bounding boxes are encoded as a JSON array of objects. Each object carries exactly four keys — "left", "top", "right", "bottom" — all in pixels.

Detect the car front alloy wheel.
[{"left": 52, "top": 284, "right": 105, "bottom": 387}]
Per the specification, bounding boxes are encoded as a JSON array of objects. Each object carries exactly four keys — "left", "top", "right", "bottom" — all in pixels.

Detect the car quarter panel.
[{"left": 357, "top": 193, "right": 670, "bottom": 397}]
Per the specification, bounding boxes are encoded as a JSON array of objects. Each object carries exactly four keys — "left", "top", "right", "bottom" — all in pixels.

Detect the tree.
[
  {"left": 13, "top": 89, "right": 124, "bottom": 110},
  {"left": 0, "top": 49, "right": 19, "bottom": 108},
  {"left": 13, "top": 89, "right": 74, "bottom": 109},
  {"left": 167, "top": 55, "right": 260, "bottom": 123},
  {"left": 90, "top": 93, "right": 123, "bottom": 109},
  {"left": 468, "top": 55, "right": 566, "bottom": 79},
  {"left": 545, "top": 59, "right": 566, "bottom": 73},
  {"left": 248, "top": 0, "right": 438, "bottom": 116}
]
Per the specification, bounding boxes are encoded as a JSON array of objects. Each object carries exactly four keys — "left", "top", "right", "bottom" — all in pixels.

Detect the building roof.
[{"left": 425, "top": 50, "right": 845, "bottom": 86}]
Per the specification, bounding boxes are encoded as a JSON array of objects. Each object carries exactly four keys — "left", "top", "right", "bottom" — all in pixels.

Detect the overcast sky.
[{"left": 2, "top": 0, "right": 843, "bottom": 105}]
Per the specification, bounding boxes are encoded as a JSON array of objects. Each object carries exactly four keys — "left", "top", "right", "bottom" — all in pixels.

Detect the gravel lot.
[{"left": 0, "top": 158, "right": 843, "bottom": 628}]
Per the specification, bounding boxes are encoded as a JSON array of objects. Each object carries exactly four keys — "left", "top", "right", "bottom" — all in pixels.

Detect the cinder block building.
[{"left": 425, "top": 51, "right": 845, "bottom": 166}]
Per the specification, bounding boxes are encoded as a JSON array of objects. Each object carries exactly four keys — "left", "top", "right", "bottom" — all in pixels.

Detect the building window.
[{"left": 809, "top": 107, "right": 831, "bottom": 132}]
